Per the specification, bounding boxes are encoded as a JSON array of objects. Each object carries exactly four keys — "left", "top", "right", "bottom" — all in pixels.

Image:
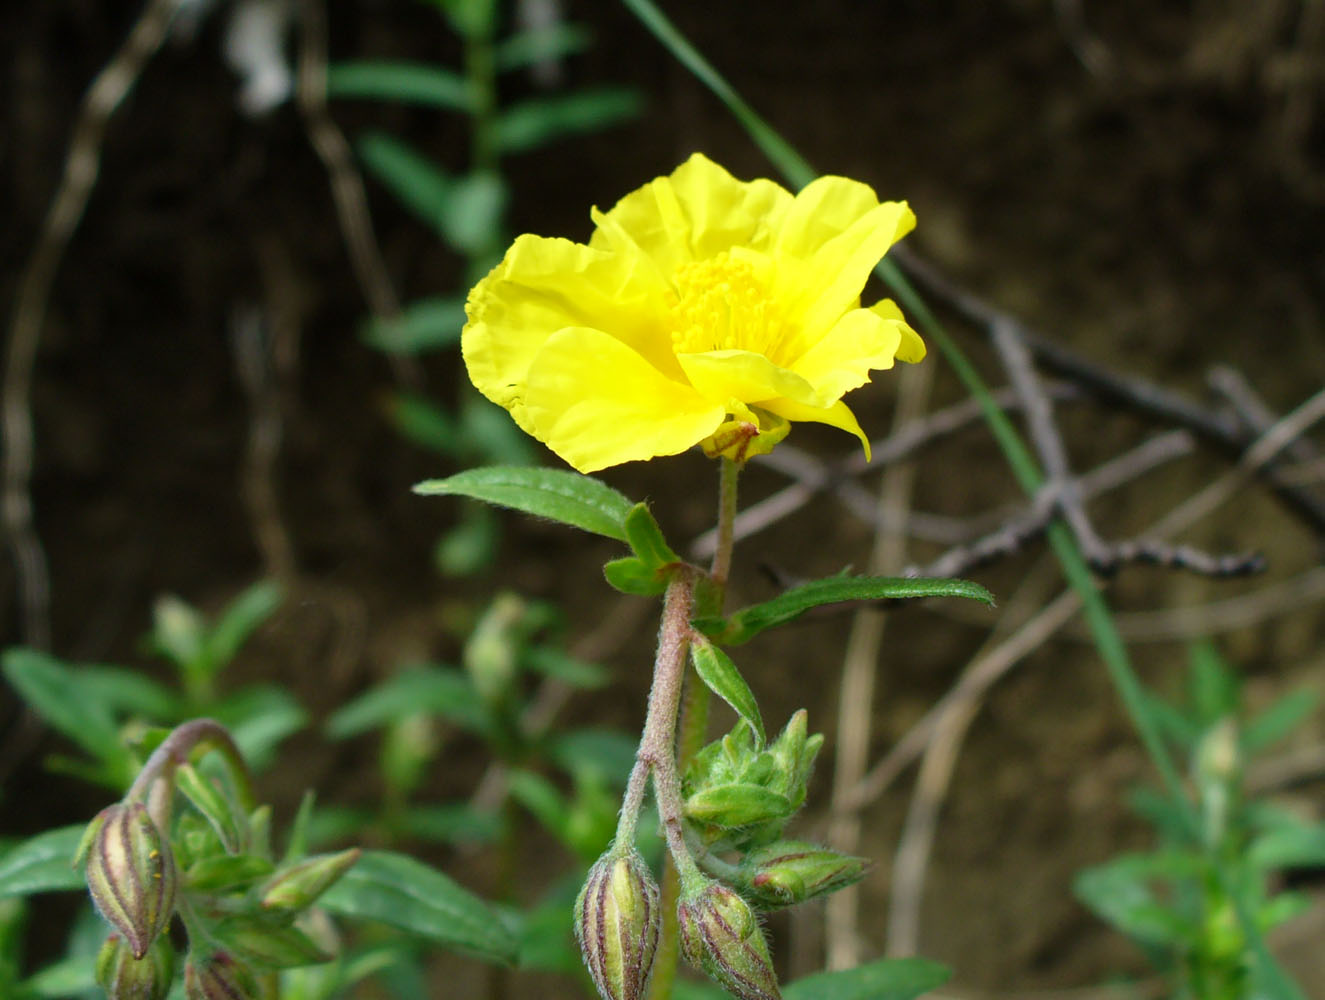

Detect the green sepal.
[
  {"left": 693, "top": 574, "right": 995, "bottom": 645},
  {"left": 211, "top": 915, "right": 332, "bottom": 969},
  {"left": 684, "top": 785, "right": 793, "bottom": 829},
  {"left": 184, "top": 854, "right": 274, "bottom": 893}
]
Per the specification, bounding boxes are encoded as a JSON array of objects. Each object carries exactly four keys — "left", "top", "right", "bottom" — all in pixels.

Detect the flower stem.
[{"left": 126, "top": 719, "right": 256, "bottom": 829}]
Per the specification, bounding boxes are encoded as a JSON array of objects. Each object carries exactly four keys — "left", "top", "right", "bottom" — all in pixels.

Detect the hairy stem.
[{"left": 126, "top": 719, "right": 256, "bottom": 830}]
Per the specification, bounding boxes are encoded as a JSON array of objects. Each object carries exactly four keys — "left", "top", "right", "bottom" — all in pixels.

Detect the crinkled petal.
[
  {"left": 463, "top": 235, "right": 676, "bottom": 432},
  {"left": 789, "top": 305, "right": 910, "bottom": 400},
  {"left": 761, "top": 397, "right": 873, "bottom": 461},
  {"left": 525, "top": 327, "right": 725, "bottom": 473},
  {"left": 778, "top": 200, "right": 916, "bottom": 356},
  {"left": 870, "top": 299, "right": 926, "bottom": 363},
  {"left": 589, "top": 153, "right": 793, "bottom": 275},
  {"left": 774, "top": 175, "right": 884, "bottom": 260},
  {"left": 676, "top": 350, "right": 827, "bottom": 408}
]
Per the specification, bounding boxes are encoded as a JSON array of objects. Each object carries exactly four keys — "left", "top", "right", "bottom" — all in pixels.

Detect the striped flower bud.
[
  {"left": 184, "top": 951, "right": 259, "bottom": 1000},
  {"left": 678, "top": 881, "right": 780, "bottom": 1000},
  {"left": 84, "top": 803, "right": 178, "bottom": 959},
  {"left": 95, "top": 934, "right": 174, "bottom": 1000},
  {"left": 739, "top": 841, "right": 869, "bottom": 908},
  {"left": 573, "top": 848, "right": 660, "bottom": 1000}
]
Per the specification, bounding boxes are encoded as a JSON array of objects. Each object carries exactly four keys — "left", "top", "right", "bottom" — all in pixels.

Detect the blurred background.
[{"left": 3, "top": 1, "right": 1324, "bottom": 995}]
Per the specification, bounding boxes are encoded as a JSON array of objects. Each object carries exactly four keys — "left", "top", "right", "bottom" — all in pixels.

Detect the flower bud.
[
  {"left": 259, "top": 848, "right": 361, "bottom": 915},
  {"left": 85, "top": 803, "right": 178, "bottom": 958},
  {"left": 184, "top": 951, "right": 259, "bottom": 1000},
  {"left": 740, "top": 841, "right": 869, "bottom": 908},
  {"left": 95, "top": 934, "right": 174, "bottom": 1000},
  {"left": 573, "top": 849, "right": 660, "bottom": 1000},
  {"left": 677, "top": 882, "right": 780, "bottom": 1000}
]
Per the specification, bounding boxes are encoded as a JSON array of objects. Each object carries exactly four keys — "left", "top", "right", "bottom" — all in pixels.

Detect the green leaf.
[
  {"left": 319, "top": 850, "right": 517, "bottom": 963},
  {"left": 546, "top": 729, "right": 637, "bottom": 785},
  {"left": 623, "top": 503, "right": 679, "bottom": 568},
  {"left": 506, "top": 771, "right": 571, "bottom": 843},
  {"left": 685, "top": 784, "right": 792, "bottom": 828},
  {"left": 1073, "top": 854, "right": 1202, "bottom": 947},
  {"left": 441, "top": 172, "right": 507, "bottom": 254},
  {"left": 1187, "top": 639, "right": 1240, "bottom": 726},
  {"left": 75, "top": 666, "right": 180, "bottom": 721},
  {"left": 509, "top": 879, "right": 581, "bottom": 974},
  {"left": 398, "top": 804, "right": 504, "bottom": 846},
  {"left": 521, "top": 645, "right": 608, "bottom": 689},
  {"left": 213, "top": 686, "right": 307, "bottom": 772},
  {"left": 327, "top": 61, "right": 473, "bottom": 112},
  {"left": 458, "top": 395, "right": 538, "bottom": 466},
  {"left": 2, "top": 650, "right": 131, "bottom": 784},
  {"left": 603, "top": 556, "right": 668, "bottom": 596},
  {"left": 494, "top": 88, "right": 643, "bottom": 154},
  {"left": 784, "top": 956, "right": 952, "bottom": 1000},
  {"left": 357, "top": 133, "right": 455, "bottom": 238},
  {"left": 414, "top": 467, "right": 634, "bottom": 542},
  {"left": 693, "top": 575, "right": 995, "bottom": 645},
  {"left": 204, "top": 581, "right": 284, "bottom": 672},
  {"left": 363, "top": 297, "right": 467, "bottom": 355},
  {"left": 176, "top": 763, "right": 246, "bottom": 853},
  {"left": 185, "top": 854, "right": 274, "bottom": 892},
  {"left": 389, "top": 393, "right": 463, "bottom": 456},
  {"left": 0, "top": 826, "right": 87, "bottom": 898},
  {"left": 494, "top": 24, "right": 593, "bottom": 72},
  {"left": 690, "top": 637, "right": 764, "bottom": 746},
  {"left": 1243, "top": 689, "right": 1318, "bottom": 754},
  {"left": 1248, "top": 824, "right": 1325, "bottom": 871},
  {"left": 325, "top": 665, "right": 493, "bottom": 741},
  {"left": 21, "top": 955, "right": 97, "bottom": 998},
  {"left": 435, "top": 503, "right": 501, "bottom": 578}
]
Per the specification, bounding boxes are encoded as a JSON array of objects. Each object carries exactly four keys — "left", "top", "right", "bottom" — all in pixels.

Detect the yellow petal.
[
  {"left": 589, "top": 153, "right": 793, "bottom": 274},
  {"left": 760, "top": 397, "right": 873, "bottom": 461},
  {"left": 463, "top": 235, "right": 676, "bottom": 432},
  {"left": 676, "top": 350, "right": 826, "bottom": 408},
  {"left": 524, "top": 327, "right": 725, "bottom": 473},
  {"left": 870, "top": 299, "right": 927, "bottom": 363},
  {"left": 780, "top": 200, "right": 916, "bottom": 352},
  {"left": 774, "top": 175, "right": 883, "bottom": 260},
  {"left": 789, "top": 305, "right": 910, "bottom": 400}
]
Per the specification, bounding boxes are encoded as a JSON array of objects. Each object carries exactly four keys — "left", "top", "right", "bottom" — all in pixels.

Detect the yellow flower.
[{"left": 462, "top": 153, "right": 925, "bottom": 473}]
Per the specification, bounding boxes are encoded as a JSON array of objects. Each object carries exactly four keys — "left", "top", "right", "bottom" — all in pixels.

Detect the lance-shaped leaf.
[
  {"left": 328, "top": 60, "right": 474, "bottom": 112},
  {"left": 318, "top": 850, "right": 517, "bottom": 963},
  {"left": 693, "top": 575, "right": 995, "bottom": 645},
  {"left": 690, "top": 637, "right": 764, "bottom": 747},
  {"left": 414, "top": 467, "right": 634, "bottom": 542},
  {"left": 783, "top": 956, "right": 951, "bottom": 1000},
  {"left": 623, "top": 504, "right": 679, "bottom": 569},
  {"left": 0, "top": 825, "right": 86, "bottom": 898}
]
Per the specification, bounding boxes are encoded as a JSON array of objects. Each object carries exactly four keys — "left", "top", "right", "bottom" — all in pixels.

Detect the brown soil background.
[{"left": 3, "top": 1, "right": 1324, "bottom": 996}]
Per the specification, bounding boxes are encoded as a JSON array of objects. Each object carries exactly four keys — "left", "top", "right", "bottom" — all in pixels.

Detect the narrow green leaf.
[
  {"left": 21, "top": 955, "right": 97, "bottom": 998},
  {"left": 213, "top": 686, "right": 307, "bottom": 773},
  {"left": 458, "top": 395, "right": 538, "bottom": 466},
  {"left": 319, "top": 850, "right": 518, "bottom": 963},
  {"left": 506, "top": 770, "right": 571, "bottom": 842},
  {"left": 494, "top": 24, "right": 593, "bottom": 72},
  {"left": 357, "top": 133, "right": 454, "bottom": 238},
  {"left": 1243, "top": 689, "right": 1318, "bottom": 754},
  {"left": 784, "top": 957, "right": 952, "bottom": 1000},
  {"left": 76, "top": 666, "right": 181, "bottom": 721},
  {"left": 690, "top": 637, "right": 764, "bottom": 746},
  {"left": 1248, "top": 824, "right": 1325, "bottom": 871},
  {"left": 0, "top": 826, "right": 87, "bottom": 898},
  {"left": 623, "top": 503, "right": 679, "bottom": 568},
  {"left": 1, "top": 650, "right": 129, "bottom": 777},
  {"left": 414, "top": 467, "right": 634, "bottom": 541},
  {"left": 389, "top": 393, "right": 463, "bottom": 456},
  {"left": 185, "top": 854, "right": 274, "bottom": 892},
  {"left": 442, "top": 172, "right": 507, "bottom": 254},
  {"left": 398, "top": 804, "right": 504, "bottom": 846},
  {"left": 1073, "top": 855, "right": 1202, "bottom": 947},
  {"left": 326, "top": 665, "right": 496, "bottom": 745},
  {"left": 546, "top": 729, "right": 638, "bottom": 785},
  {"left": 362, "top": 297, "right": 466, "bottom": 355},
  {"left": 205, "top": 580, "right": 283, "bottom": 674},
  {"left": 176, "top": 764, "right": 246, "bottom": 854},
  {"left": 693, "top": 575, "right": 995, "bottom": 645},
  {"left": 603, "top": 556, "right": 668, "bottom": 596},
  {"left": 521, "top": 645, "right": 608, "bottom": 689},
  {"left": 327, "top": 61, "right": 473, "bottom": 112},
  {"left": 494, "top": 88, "right": 643, "bottom": 154}
]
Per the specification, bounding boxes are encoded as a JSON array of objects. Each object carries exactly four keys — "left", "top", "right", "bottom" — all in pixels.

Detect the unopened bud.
[
  {"left": 85, "top": 803, "right": 178, "bottom": 958},
  {"left": 95, "top": 934, "right": 174, "bottom": 1000},
  {"left": 259, "top": 848, "right": 361, "bottom": 915},
  {"left": 184, "top": 952, "right": 259, "bottom": 1000},
  {"left": 740, "top": 841, "right": 869, "bottom": 908},
  {"left": 677, "top": 881, "right": 780, "bottom": 1000},
  {"left": 574, "top": 848, "right": 660, "bottom": 1000}
]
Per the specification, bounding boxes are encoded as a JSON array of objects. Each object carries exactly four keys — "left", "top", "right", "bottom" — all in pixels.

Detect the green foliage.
[
  {"left": 0, "top": 827, "right": 88, "bottom": 899},
  {"left": 689, "top": 637, "right": 764, "bottom": 747}
]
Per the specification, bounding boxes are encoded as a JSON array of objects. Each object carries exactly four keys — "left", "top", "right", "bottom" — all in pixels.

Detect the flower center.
[{"left": 667, "top": 253, "right": 780, "bottom": 357}]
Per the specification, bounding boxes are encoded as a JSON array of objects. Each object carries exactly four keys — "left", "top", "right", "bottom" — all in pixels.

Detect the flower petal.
[
  {"left": 871, "top": 299, "right": 927, "bottom": 363},
  {"left": 589, "top": 153, "right": 793, "bottom": 275},
  {"left": 760, "top": 397, "right": 873, "bottom": 461},
  {"left": 676, "top": 350, "right": 827, "bottom": 408},
  {"left": 463, "top": 234, "right": 676, "bottom": 432},
  {"left": 774, "top": 175, "right": 883, "bottom": 260},
  {"left": 525, "top": 327, "right": 725, "bottom": 473},
  {"left": 789, "top": 304, "right": 912, "bottom": 400}
]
